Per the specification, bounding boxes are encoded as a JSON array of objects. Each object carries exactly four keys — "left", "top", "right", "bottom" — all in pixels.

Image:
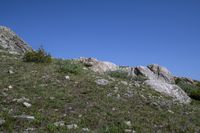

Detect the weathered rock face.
[
  {"left": 133, "top": 65, "right": 191, "bottom": 103},
  {"left": 147, "top": 64, "right": 175, "bottom": 84},
  {"left": 145, "top": 80, "right": 191, "bottom": 104},
  {"left": 79, "top": 57, "right": 118, "bottom": 73},
  {"left": 79, "top": 57, "right": 191, "bottom": 103},
  {"left": 0, "top": 26, "right": 32, "bottom": 54}
]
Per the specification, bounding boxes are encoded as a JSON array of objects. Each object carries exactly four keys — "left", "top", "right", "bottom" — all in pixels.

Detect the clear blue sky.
[{"left": 1, "top": 0, "right": 200, "bottom": 80}]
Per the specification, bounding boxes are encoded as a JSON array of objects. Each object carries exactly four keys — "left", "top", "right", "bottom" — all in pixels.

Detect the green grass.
[{"left": 0, "top": 52, "right": 200, "bottom": 132}]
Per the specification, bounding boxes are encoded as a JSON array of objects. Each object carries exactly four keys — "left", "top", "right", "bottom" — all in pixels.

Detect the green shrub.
[
  {"left": 196, "top": 82, "right": 200, "bottom": 88},
  {"left": 108, "top": 70, "right": 130, "bottom": 79},
  {"left": 23, "top": 48, "right": 52, "bottom": 63},
  {"left": 176, "top": 78, "right": 200, "bottom": 101},
  {"left": 189, "top": 90, "right": 200, "bottom": 100},
  {"left": 58, "top": 60, "right": 83, "bottom": 75}
]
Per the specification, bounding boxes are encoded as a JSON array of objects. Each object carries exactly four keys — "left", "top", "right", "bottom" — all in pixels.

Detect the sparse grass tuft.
[
  {"left": 57, "top": 60, "right": 84, "bottom": 75},
  {"left": 108, "top": 70, "right": 130, "bottom": 80}
]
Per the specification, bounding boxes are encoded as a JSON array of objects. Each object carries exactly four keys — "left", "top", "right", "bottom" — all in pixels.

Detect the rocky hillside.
[
  {"left": 0, "top": 26, "right": 32, "bottom": 54},
  {"left": 0, "top": 26, "right": 200, "bottom": 133}
]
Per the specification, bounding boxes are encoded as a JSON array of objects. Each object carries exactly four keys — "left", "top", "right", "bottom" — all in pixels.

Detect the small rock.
[
  {"left": 68, "top": 107, "right": 73, "bottom": 110},
  {"left": 0, "top": 118, "right": 5, "bottom": 126},
  {"left": 95, "top": 79, "right": 109, "bottom": 86},
  {"left": 24, "top": 128, "right": 35, "bottom": 132},
  {"left": 8, "top": 70, "right": 14, "bottom": 74},
  {"left": 67, "top": 124, "right": 78, "bottom": 129},
  {"left": 23, "top": 102, "right": 32, "bottom": 108},
  {"left": 168, "top": 110, "right": 174, "bottom": 114},
  {"left": 13, "top": 97, "right": 30, "bottom": 103},
  {"left": 112, "top": 107, "right": 116, "bottom": 111},
  {"left": 8, "top": 85, "right": 13, "bottom": 89},
  {"left": 117, "top": 94, "right": 121, "bottom": 99},
  {"left": 13, "top": 115, "right": 35, "bottom": 120},
  {"left": 124, "top": 129, "right": 132, "bottom": 133},
  {"left": 107, "top": 93, "right": 112, "bottom": 97},
  {"left": 134, "top": 83, "right": 140, "bottom": 87},
  {"left": 82, "top": 128, "right": 90, "bottom": 132},
  {"left": 65, "top": 76, "right": 70, "bottom": 80},
  {"left": 121, "top": 81, "right": 128, "bottom": 85},
  {"left": 50, "top": 97, "right": 55, "bottom": 100},
  {"left": 78, "top": 114, "right": 82, "bottom": 118},
  {"left": 83, "top": 67, "right": 88, "bottom": 70},
  {"left": 124, "top": 121, "right": 132, "bottom": 127},
  {"left": 132, "top": 130, "right": 136, "bottom": 133},
  {"left": 54, "top": 121, "right": 65, "bottom": 127}
]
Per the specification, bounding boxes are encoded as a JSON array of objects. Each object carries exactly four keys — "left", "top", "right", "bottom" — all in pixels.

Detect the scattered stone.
[
  {"left": 124, "top": 121, "right": 132, "bottom": 127},
  {"left": 83, "top": 67, "right": 88, "bottom": 70},
  {"left": 107, "top": 93, "right": 112, "bottom": 97},
  {"left": 8, "top": 70, "right": 14, "bottom": 74},
  {"left": 54, "top": 121, "right": 65, "bottom": 127},
  {"left": 13, "top": 97, "right": 30, "bottom": 103},
  {"left": 117, "top": 94, "right": 121, "bottom": 99},
  {"left": 168, "top": 110, "right": 174, "bottom": 114},
  {"left": 95, "top": 79, "right": 109, "bottom": 86},
  {"left": 121, "top": 81, "right": 128, "bottom": 85},
  {"left": 65, "top": 76, "right": 70, "bottom": 80},
  {"left": 132, "top": 130, "right": 136, "bottom": 133},
  {"left": 113, "top": 86, "right": 119, "bottom": 93},
  {"left": 0, "top": 118, "right": 5, "bottom": 126},
  {"left": 23, "top": 102, "right": 32, "bottom": 108},
  {"left": 67, "top": 124, "right": 78, "bottom": 129},
  {"left": 124, "top": 129, "right": 132, "bottom": 133},
  {"left": 82, "top": 128, "right": 90, "bottom": 132},
  {"left": 112, "top": 107, "right": 116, "bottom": 111},
  {"left": 13, "top": 115, "right": 35, "bottom": 120},
  {"left": 50, "top": 97, "right": 55, "bottom": 100},
  {"left": 134, "top": 82, "right": 140, "bottom": 87},
  {"left": 24, "top": 128, "right": 35, "bottom": 133},
  {"left": 8, "top": 85, "right": 13, "bottom": 89}
]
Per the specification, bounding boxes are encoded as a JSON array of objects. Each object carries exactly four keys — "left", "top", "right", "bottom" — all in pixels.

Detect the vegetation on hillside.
[
  {"left": 176, "top": 78, "right": 200, "bottom": 101},
  {"left": 0, "top": 52, "right": 200, "bottom": 133}
]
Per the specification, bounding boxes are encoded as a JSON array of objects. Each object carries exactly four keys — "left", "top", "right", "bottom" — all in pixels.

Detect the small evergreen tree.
[{"left": 23, "top": 47, "right": 52, "bottom": 63}]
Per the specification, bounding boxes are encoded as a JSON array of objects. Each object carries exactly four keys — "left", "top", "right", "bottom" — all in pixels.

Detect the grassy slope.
[{"left": 0, "top": 52, "right": 200, "bottom": 133}]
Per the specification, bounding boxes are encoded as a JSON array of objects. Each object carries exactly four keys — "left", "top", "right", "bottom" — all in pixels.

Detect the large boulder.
[
  {"left": 145, "top": 80, "right": 191, "bottom": 104},
  {"left": 134, "top": 65, "right": 191, "bottom": 104},
  {"left": 134, "top": 66, "right": 156, "bottom": 80},
  {"left": 79, "top": 57, "right": 118, "bottom": 73},
  {"left": 0, "top": 26, "right": 32, "bottom": 54}
]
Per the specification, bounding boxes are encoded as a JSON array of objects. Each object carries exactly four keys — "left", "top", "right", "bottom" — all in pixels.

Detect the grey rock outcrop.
[
  {"left": 133, "top": 65, "right": 191, "bottom": 104},
  {"left": 144, "top": 80, "right": 191, "bottom": 104},
  {"left": 147, "top": 64, "right": 175, "bottom": 83},
  {"left": 79, "top": 57, "right": 118, "bottom": 73},
  {"left": 0, "top": 26, "right": 32, "bottom": 54}
]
